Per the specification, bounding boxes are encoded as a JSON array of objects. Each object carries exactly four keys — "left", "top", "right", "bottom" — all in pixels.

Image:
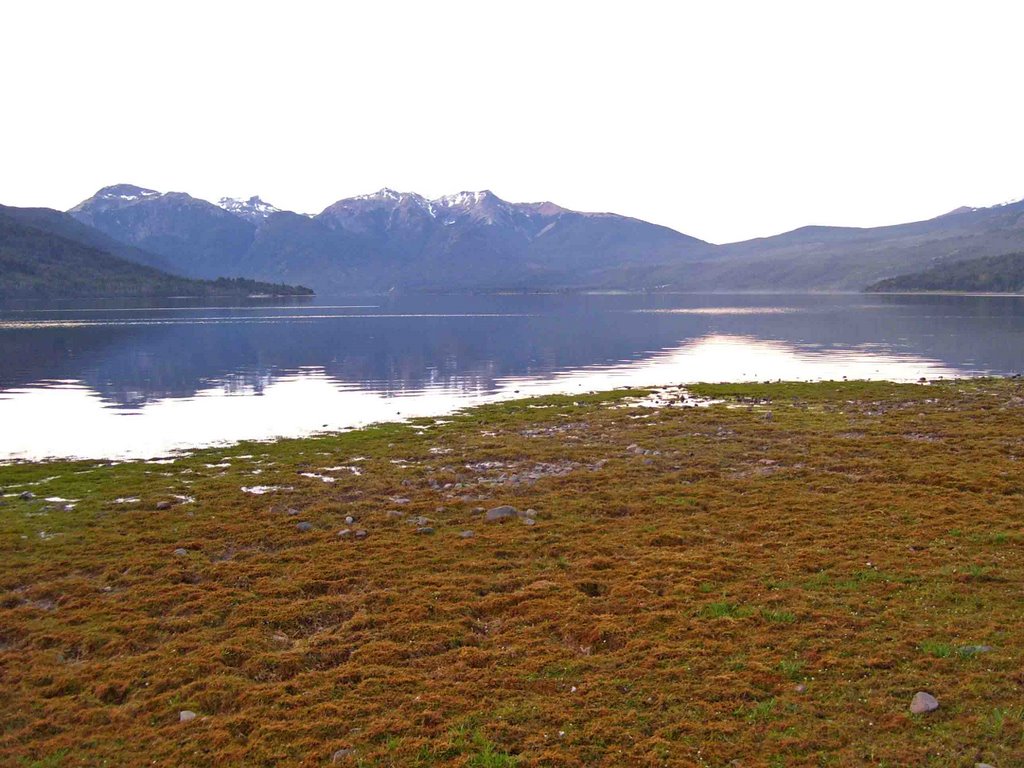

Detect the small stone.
[
  {"left": 332, "top": 748, "right": 356, "bottom": 763},
  {"left": 975, "top": 763, "right": 996, "bottom": 768},
  {"left": 344, "top": 515, "right": 355, "bottom": 525},
  {"left": 521, "top": 517, "right": 536, "bottom": 526},
  {"left": 19, "top": 491, "right": 35, "bottom": 501},
  {"left": 286, "top": 508, "right": 300, "bottom": 516},
  {"left": 392, "top": 497, "right": 411, "bottom": 505},
  {"left": 296, "top": 521, "right": 315, "bottom": 533},
  {"left": 179, "top": 710, "right": 197, "bottom": 723},
  {"left": 794, "top": 683, "right": 806, "bottom": 693},
  {"left": 156, "top": 501, "right": 172, "bottom": 510},
  {"left": 385, "top": 510, "right": 404, "bottom": 519},
  {"left": 407, "top": 515, "right": 431, "bottom": 526},
  {"left": 459, "top": 530, "right": 475, "bottom": 539},
  {"left": 485, "top": 505, "right": 518, "bottom": 522},
  {"left": 354, "top": 529, "right": 368, "bottom": 540},
  {"left": 520, "top": 508, "right": 537, "bottom": 518},
  {"left": 909, "top": 691, "right": 939, "bottom": 714},
  {"left": 173, "top": 548, "right": 188, "bottom": 557},
  {"left": 415, "top": 526, "right": 435, "bottom": 535},
  {"left": 337, "top": 529, "right": 352, "bottom": 539}
]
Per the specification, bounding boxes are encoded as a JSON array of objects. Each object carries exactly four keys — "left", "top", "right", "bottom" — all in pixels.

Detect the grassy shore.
[{"left": 1, "top": 380, "right": 1023, "bottom": 767}]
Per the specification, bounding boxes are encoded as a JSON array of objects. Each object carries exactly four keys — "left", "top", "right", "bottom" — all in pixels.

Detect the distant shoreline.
[{"left": 864, "top": 290, "right": 1024, "bottom": 298}]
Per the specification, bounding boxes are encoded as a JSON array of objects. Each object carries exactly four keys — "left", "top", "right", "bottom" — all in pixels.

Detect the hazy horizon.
[{"left": 3, "top": 0, "right": 1023, "bottom": 243}]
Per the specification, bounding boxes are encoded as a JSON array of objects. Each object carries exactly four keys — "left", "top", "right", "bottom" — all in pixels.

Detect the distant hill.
[
  {"left": 0, "top": 205, "right": 313, "bottom": 299},
  {"left": 624, "top": 199, "right": 1024, "bottom": 292},
  {"left": 63, "top": 185, "right": 1024, "bottom": 292},
  {"left": 866, "top": 252, "right": 1024, "bottom": 294}
]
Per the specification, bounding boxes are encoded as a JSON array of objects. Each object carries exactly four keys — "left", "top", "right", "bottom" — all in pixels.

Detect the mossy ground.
[{"left": 1, "top": 380, "right": 1023, "bottom": 767}]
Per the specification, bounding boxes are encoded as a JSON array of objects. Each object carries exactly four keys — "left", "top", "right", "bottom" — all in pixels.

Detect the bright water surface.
[{"left": 1, "top": 292, "right": 1021, "bottom": 460}]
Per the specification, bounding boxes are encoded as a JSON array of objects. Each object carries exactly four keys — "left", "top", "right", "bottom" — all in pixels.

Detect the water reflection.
[{"left": 0, "top": 293, "right": 1020, "bottom": 460}]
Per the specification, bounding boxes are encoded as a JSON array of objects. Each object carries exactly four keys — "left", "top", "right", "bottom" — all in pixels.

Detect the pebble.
[
  {"left": 286, "top": 508, "right": 300, "bottom": 516},
  {"left": 19, "top": 491, "right": 35, "bottom": 501},
  {"left": 415, "top": 526, "right": 435, "bottom": 535},
  {"left": 173, "top": 548, "right": 188, "bottom": 557},
  {"left": 354, "top": 529, "right": 368, "bottom": 540},
  {"left": 975, "top": 763, "right": 996, "bottom": 768},
  {"left": 485, "top": 505, "right": 518, "bottom": 522},
  {"left": 296, "top": 521, "right": 314, "bottom": 533},
  {"left": 179, "top": 710, "right": 196, "bottom": 723},
  {"left": 156, "top": 501, "right": 172, "bottom": 510},
  {"left": 332, "top": 748, "right": 356, "bottom": 763},
  {"left": 385, "top": 510, "right": 404, "bottom": 519},
  {"left": 337, "top": 529, "right": 351, "bottom": 539},
  {"left": 344, "top": 515, "right": 355, "bottom": 525},
  {"left": 407, "top": 515, "right": 431, "bottom": 526},
  {"left": 794, "top": 683, "right": 806, "bottom": 693},
  {"left": 459, "top": 530, "right": 475, "bottom": 539},
  {"left": 521, "top": 517, "right": 536, "bottom": 526},
  {"left": 909, "top": 691, "right": 939, "bottom": 714}
]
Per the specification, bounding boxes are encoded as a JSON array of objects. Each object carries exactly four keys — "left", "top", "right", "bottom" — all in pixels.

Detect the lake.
[{"left": 1, "top": 292, "right": 1021, "bottom": 461}]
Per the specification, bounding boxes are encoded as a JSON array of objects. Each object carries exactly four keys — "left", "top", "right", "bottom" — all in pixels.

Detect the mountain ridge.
[
  {"left": 68, "top": 185, "right": 711, "bottom": 291},
  {"left": 61, "top": 184, "right": 1024, "bottom": 293}
]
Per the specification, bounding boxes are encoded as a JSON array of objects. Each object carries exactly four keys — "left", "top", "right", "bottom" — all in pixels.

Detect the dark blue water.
[{"left": 1, "top": 292, "right": 1021, "bottom": 460}]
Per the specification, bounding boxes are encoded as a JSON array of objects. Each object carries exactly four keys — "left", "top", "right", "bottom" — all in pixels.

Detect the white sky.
[{"left": 2, "top": 0, "right": 1022, "bottom": 244}]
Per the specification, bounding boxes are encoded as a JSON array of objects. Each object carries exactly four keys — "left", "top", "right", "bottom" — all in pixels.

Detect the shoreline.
[{"left": 2, "top": 375, "right": 1014, "bottom": 467}]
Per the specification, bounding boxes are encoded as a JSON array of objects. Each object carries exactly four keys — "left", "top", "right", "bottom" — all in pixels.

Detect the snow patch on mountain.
[
  {"left": 217, "top": 196, "right": 283, "bottom": 222},
  {"left": 95, "top": 184, "right": 163, "bottom": 203}
]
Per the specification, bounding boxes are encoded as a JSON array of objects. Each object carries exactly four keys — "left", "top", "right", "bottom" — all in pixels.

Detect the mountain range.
[
  {"left": 62, "top": 184, "right": 1024, "bottom": 293},
  {"left": 66, "top": 184, "right": 710, "bottom": 292},
  {"left": 3, "top": 183, "right": 1024, "bottom": 296}
]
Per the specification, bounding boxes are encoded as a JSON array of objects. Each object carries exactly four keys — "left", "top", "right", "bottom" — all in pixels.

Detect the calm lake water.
[{"left": 1, "top": 292, "right": 1021, "bottom": 461}]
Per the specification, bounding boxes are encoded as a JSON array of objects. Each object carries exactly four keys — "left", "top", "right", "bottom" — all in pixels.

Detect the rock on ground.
[
  {"left": 179, "top": 710, "right": 196, "bottom": 723},
  {"left": 909, "top": 691, "right": 939, "bottom": 714},
  {"left": 485, "top": 505, "right": 518, "bottom": 522}
]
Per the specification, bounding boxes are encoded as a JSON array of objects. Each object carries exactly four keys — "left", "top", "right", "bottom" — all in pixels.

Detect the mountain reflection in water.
[{"left": 0, "top": 292, "right": 1020, "bottom": 460}]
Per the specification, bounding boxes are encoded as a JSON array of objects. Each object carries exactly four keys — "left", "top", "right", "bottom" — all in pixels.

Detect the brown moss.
[{"left": 1, "top": 380, "right": 1023, "bottom": 766}]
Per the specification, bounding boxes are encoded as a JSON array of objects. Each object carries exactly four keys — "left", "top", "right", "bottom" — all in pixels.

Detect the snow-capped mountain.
[
  {"left": 73, "top": 184, "right": 164, "bottom": 212},
  {"left": 66, "top": 184, "right": 710, "bottom": 289},
  {"left": 216, "top": 196, "right": 283, "bottom": 223},
  {"left": 55, "top": 183, "right": 1024, "bottom": 292},
  {"left": 69, "top": 184, "right": 258, "bottom": 279}
]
